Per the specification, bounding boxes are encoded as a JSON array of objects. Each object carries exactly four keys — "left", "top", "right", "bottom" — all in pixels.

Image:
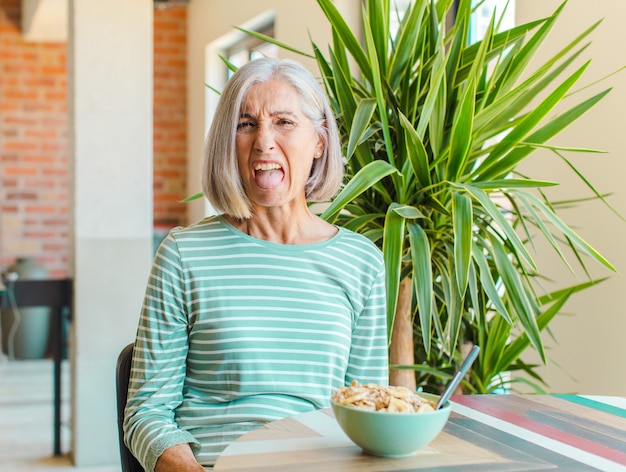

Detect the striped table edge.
[{"left": 451, "top": 394, "right": 626, "bottom": 471}]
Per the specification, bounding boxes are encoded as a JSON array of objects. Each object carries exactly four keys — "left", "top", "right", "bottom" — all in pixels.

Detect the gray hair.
[{"left": 202, "top": 58, "right": 344, "bottom": 219}]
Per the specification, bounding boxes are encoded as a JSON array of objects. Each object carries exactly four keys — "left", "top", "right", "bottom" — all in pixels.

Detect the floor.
[{"left": 0, "top": 356, "right": 120, "bottom": 472}]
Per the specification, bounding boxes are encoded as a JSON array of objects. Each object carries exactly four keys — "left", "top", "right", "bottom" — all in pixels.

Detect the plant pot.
[{"left": 1, "top": 258, "right": 51, "bottom": 360}]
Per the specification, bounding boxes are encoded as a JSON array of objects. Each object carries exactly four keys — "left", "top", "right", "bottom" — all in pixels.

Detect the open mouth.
[{"left": 253, "top": 162, "right": 284, "bottom": 189}]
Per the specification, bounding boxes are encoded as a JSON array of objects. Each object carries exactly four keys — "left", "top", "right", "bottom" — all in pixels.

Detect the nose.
[{"left": 253, "top": 122, "right": 276, "bottom": 154}]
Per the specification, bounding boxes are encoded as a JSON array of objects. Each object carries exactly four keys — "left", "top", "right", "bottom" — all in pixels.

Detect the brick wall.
[
  {"left": 0, "top": 0, "right": 69, "bottom": 277},
  {"left": 0, "top": 2, "right": 188, "bottom": 278},
  {"left": 154, "top": 5, "right": 187, "bottom": 229}
]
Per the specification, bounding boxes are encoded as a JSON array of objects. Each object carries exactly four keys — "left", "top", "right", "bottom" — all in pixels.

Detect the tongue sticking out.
[{"left": 255, "top": 168, "right": 284, "bottom": 189}]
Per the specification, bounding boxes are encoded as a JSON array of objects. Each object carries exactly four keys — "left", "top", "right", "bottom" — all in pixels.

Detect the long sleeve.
[{"left": 123, "top": 234, "right": 200, "bottom": 472}]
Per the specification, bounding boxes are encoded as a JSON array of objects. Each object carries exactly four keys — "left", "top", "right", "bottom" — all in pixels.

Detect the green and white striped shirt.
[{"left": 124, "top": 215, "right": 388, "bottom": 470}]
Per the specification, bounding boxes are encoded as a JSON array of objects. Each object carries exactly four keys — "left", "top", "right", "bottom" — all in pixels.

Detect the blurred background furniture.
[{"left": 0, "top": 277, "right": 72, "bottom": 456}]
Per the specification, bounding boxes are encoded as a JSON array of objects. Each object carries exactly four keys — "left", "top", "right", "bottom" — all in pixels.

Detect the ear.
[{"left": 314, "top": 123, "right": 326, "bottom": 158}]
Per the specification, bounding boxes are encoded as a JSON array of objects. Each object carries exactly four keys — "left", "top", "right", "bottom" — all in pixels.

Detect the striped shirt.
[{"left": 124, "top": 215, "right": 389, "bottom": 471}]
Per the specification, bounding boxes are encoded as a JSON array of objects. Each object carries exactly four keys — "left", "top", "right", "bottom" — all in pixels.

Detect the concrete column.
[{"left": 67, "top": 0, "right": 153, "bottom": 465}]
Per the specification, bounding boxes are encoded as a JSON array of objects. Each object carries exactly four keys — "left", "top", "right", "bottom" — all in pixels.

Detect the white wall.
[
  {"left": 68, "top": 0, "right": 153, "bottom": 465},
  {"left": 516, "top": 1, "right": 626, "bottom": 394},
  {"left": 186, "top": 0, "right": 361, "bottom": 223}
]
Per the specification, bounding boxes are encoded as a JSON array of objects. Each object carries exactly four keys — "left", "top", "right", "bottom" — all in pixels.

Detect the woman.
[{"left": 124, "top": 58, "right": 388, "bottom": 471}]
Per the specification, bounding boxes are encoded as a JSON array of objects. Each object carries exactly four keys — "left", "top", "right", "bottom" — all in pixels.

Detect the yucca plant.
[{"left": 238, "top": 0, "right": 619, "bottom": 393}]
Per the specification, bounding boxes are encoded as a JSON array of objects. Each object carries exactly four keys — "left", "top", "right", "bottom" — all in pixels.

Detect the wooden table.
[{"left": 214, "top": 394, "right": 626, "bottom": 471}]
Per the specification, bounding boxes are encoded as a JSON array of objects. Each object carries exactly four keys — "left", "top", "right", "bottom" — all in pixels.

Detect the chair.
[
  {"left": 0, "top": 277, "right": 72, "bottom": 456},
  {"left": 116, "top": 342, "right": 145, "bottom": 472}
]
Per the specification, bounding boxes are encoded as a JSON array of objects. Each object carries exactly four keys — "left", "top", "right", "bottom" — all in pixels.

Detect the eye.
[
  {"left": 275, "top": 118, "right": 296, "bottom": 129},
  {"left": 237, "top": 121, "right": 256, "bottom": 132}
]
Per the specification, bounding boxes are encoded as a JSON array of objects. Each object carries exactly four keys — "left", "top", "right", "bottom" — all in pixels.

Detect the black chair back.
[{"left": 116, "top": 342, "right": 145, "bottom": 472}]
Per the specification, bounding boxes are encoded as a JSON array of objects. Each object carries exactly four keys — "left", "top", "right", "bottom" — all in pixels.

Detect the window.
[
  {"left": 470, "top": 0, "right": 516, "bottom": 43},
  {"left": 389, "top": 0, "right": 516, "bottom": 42},
  {"left": 226, "top": 24, "right": 279, "bottom": 78}
]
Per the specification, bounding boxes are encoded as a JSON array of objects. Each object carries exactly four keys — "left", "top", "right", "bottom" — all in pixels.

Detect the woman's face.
[{"left": 235, "top": 78, "right": 324, "bottom": 214}]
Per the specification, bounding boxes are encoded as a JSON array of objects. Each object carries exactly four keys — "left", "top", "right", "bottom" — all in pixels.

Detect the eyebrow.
[{"left": 239, "top": 110, "right": 299, "bottom": 119}]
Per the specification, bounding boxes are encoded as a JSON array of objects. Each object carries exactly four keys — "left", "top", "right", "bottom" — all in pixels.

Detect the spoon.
[{"left": 436, "top": 345, "right": 480, "bottom": 409}]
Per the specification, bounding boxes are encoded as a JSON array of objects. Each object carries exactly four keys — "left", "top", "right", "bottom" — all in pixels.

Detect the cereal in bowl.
[{"left": 332, "top": 381, "right": 436, "bottom": 413}]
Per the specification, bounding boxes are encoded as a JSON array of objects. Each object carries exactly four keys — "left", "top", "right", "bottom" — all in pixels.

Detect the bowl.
[{"left": 331, "top": 391, "right": 451, "bottom": 457}]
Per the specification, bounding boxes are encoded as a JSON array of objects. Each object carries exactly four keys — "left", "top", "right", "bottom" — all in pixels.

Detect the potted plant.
[{"left": 231, "top": 0, "right": 618, "bottom": 394}]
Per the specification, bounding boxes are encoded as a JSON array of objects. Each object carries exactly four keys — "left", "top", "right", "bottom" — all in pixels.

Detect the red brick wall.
[
  {"left": 0, "top": 2, "right": 188, "bottom": 278},
  {"left": 154, "top": 5, "right": 187, "bottom": 229},
  {"left": 0, "top": 0, "right": 69, "bottom": 278}
]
